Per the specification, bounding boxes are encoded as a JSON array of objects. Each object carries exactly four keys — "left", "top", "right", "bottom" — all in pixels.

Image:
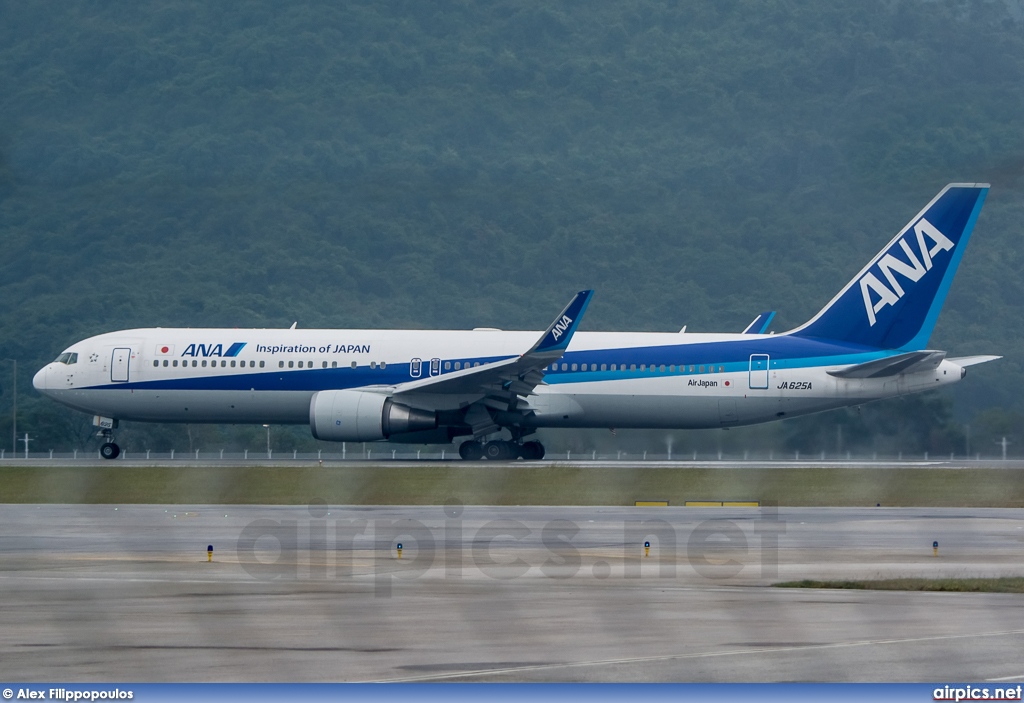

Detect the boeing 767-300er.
[{"left": 35, "top": 183, "right": 999, "bottom": 460}]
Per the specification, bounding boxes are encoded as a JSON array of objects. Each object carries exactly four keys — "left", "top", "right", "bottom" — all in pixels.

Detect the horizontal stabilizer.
[
  {"left": 948, "top": 355, "right": 1001, "bottom": 368},
  {"left": 827, "top": 350, "right": 946, "bottom": 379}
]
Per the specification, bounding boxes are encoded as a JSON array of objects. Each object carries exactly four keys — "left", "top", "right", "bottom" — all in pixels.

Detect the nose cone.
[{"left": 33, "top": 365, "right": 50, "bottom": 394}]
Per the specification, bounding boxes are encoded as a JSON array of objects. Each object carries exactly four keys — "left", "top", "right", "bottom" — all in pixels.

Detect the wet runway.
[{"left": 0, "top": 505, "right": 1023, "bottom": 682}]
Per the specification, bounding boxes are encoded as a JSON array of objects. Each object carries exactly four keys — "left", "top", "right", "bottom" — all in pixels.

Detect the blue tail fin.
[{"left": 788, "top": 183, "right": 988, "bottom": 350}]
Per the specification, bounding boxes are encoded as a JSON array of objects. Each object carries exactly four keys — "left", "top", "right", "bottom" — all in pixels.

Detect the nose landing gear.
[{"left": 93, "top": 417, "right": 120, "bottom": 460}]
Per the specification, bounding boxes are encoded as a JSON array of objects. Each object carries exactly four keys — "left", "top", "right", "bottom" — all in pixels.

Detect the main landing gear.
[{"left": 458, "top": 439, "right": 545, "bottom": 461}]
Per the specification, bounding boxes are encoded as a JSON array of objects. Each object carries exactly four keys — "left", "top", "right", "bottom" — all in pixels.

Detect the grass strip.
[
  {"left": 2, "top": 465, "right": 1024, "bottom": 506},
  {"left": 774, "top": 578, "right": 1024, "bottom": 593}
]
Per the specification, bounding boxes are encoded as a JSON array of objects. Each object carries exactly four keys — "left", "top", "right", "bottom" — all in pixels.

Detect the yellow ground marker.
[{"left": 634, "top": 500, "right": 669, "bottom": 507}]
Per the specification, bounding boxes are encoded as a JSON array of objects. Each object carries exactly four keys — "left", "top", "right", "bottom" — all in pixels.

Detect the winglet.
[
  {"left": 742, "top": 311, "right": 776, "bottom": 334},
  {"left": 529, "top": 290, "right": 594, "bottom": 355}
]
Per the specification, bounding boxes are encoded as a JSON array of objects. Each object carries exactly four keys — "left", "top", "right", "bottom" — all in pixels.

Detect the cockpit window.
[{"left": 54, "top": 352, "right": 78, "bottom": 365}]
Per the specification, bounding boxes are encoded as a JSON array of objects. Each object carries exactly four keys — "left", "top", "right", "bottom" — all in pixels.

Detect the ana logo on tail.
[
  {"left": 859, "top": 218, "right": 954, "bottom": 326},
  {"left": 551, "top": 315, "right": 574, "bottom": 341}
]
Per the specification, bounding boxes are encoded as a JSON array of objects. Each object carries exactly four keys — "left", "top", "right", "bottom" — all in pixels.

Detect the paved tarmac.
[{"left": 0, "top": 505, "right": 1022, "bottom": 682}]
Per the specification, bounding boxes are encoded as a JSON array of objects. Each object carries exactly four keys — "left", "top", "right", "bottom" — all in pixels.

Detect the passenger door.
[
  {"left": 111, "top": 348, "right": 132, "bottom": 383},
  {"left": 749, "top": 354, "right": 769, "bottom": 390}
]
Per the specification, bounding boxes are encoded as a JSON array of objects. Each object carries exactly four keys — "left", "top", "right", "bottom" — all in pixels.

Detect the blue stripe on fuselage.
[
  {"left": 540, "top": 335, "right": 890, "bottom": 384},
  {"left": 80, "top": 336, "right": 897, "bottom": 392}
]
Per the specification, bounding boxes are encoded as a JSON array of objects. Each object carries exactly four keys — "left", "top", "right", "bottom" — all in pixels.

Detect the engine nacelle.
[{"left": 309, "top": 390, "right": 437, "bottom": 442}]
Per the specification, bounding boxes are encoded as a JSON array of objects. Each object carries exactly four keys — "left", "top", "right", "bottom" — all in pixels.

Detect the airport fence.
[{"left": 0, "top": 448, "right": 1020, "bottom": 462}]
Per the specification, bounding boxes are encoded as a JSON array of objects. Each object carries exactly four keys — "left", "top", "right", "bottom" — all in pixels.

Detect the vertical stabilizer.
[{"left": 788, "top": 184, "right": 988, "bottom": 350}]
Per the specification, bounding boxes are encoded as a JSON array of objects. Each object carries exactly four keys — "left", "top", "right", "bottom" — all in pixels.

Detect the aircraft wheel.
[
  {"left": 521, "top": 441, "right": 545, "bottom": 461},
  {"left": 100, "top": 442, "right": 120, "bottom": 460},
  {"left": 484, "top": 440, "right": 514, "bottom": 461},
  {"left": 459, "top": 441, "right": 483, "bottom": 461}
]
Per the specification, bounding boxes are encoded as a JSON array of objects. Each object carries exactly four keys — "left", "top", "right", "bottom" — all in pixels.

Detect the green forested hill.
[{"left": 2, "top": 0, "right": 1023, "bottom": 453}]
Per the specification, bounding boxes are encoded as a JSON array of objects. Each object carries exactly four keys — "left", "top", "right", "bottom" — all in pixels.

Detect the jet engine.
[{"left": 309, "top": 390, "right": 437, "bottom": 442}]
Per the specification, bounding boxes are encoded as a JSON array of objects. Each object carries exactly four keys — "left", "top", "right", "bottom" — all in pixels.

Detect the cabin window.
[
  {"left": 380, "top": 361, "right": 386, "bottom": 369},
  {"left": 332, "top": 361, "right": 337, "bottom": 368},
  {"left": 308, "top": 361, "right": 313, "bottom": 368},
  {"left": 230, "top": 360, "right": 236, "bottom": 368},
  {"left": 640, "top": 364, "right": 646, "bottom": 371},
  {"left": 600, "top": 363, "right": 606, "bottom": 371},
  {"left": 153, "top": 360, "right": 159, "bottom": 368},
  {"left": 322, "top": 361, "right": 328, "bottom": 369},
  {"left": 288, "top": 361, "right": 295, "bottom": 368},
  {"left": 201, "top": 360, "right": 207, "bottom": 367},
  {"left": 630, "top": 364, "right": 637, "bottom": 371},
  {"left": 570, "top": 363, "right": 576, "bottom": 371},
  {"left": 279, "top": 361, "right": 284, "bottom": 368},
  {"left": 371, "top": 361, "right": 377, "bottom": 369},
  {"left": 474, "top": 362, "right": 480, "bottom": 367},
  {"left": 669, "top": 365, "right": 675, "bottom": 372},
  {"left": 172, "top": 360, "right": 178, "bottom": 367},
  {"left": 444, "top": 361, "right": 451, "bottom": 371},
  {"left": 299, "top": 361, "right": 305, "bottom": 368},
  {"left": 660, "top": 365, "right": 666, "bottom": 372},
  {"left": 718, "top": 365, "right": 724, "bottom": 373},
  {"left": 699, "top": 365, "right": 705, "bottom": 373},
  {"left": 258, "top": 361, "right": 264, "bottom": 368},
  {"left": 454, "top": 362, "right": 461, "bottom": 370},
  {"left": 351, "top": 361, "right": 357, "bottom": 369}
]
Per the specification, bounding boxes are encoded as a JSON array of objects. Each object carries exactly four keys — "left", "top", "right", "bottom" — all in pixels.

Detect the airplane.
[{"left": 34, "top": 183, "right": 998, "bottom": 461}]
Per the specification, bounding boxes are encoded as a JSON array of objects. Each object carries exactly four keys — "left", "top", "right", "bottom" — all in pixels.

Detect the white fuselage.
[{"left": 33, "top": 327, "right": 965, "bottom": 433}]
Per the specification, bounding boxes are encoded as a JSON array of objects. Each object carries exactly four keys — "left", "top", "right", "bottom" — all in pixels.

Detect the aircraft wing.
[
  {"left": 827, "top": 350, "right": 947, "bottom": 379},
  {"left": 388, "top": 290, "right": 594, "bottom": 402}
]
